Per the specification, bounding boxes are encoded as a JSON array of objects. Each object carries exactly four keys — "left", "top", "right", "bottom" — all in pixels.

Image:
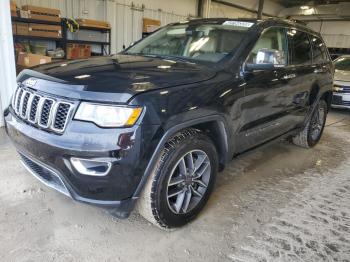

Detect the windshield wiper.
[{"left": 125, "top": 52, "right": 194, "bottom": 63}]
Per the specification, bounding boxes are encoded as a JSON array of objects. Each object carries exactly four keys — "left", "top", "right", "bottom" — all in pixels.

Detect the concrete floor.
[{"left": 1, "top": 109, "right": 350, "bottom": 262}]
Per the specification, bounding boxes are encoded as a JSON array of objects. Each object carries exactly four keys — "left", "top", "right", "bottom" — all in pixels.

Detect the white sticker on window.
[{"left": 223, "top": 21, "right": 254, "bottom": 27}]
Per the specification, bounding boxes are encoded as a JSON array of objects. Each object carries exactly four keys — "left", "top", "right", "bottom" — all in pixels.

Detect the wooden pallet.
[{"left": 22, "top": 5, "right": 61, "bottom": 22}]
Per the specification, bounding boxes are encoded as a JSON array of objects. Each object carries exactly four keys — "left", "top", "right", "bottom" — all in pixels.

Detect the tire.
[
  {"left": 292, "top": 99, "right": 328, "bottom": 148},
  {"left": 136, "top": 128, "right": 218, "bottom": 229}
]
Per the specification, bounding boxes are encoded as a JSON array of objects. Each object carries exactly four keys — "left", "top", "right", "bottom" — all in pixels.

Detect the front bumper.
[
  {"left": 332, "top": 92, "right": 350, "bottom": 109},
  {"left": 4, "top": 109, "right": 153, "bottom": 217}
]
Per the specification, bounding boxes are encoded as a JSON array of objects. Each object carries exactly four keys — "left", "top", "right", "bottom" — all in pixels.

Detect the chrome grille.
[
  {"left": 11, "top": 85, "right": 74, "bottom": 134},
  {"left": 29, "top": 96, "right": 40, "bottom": 122},
  {"left": 53, "top": 103, "right": 71, "bottom": 131},
  {"left": 39, "top": 98, "right": 54, "bottom": 128},
  {"left": 21, "top": 92, "right": 30, "bottom": 118}
]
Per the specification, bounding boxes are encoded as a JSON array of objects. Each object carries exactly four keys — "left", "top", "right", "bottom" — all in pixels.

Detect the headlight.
[
  {"left": 74, "top": 102, "right": 143, "bottom": 127},
  {"left": 333, "top": 85, "right": 343, "bottom": 92}
]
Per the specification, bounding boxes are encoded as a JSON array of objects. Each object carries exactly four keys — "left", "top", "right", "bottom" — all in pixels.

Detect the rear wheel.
[
  {"left": 292, "top": 99, "right": 327, "bottom": 148},
  {"left": 136, "top": 129, "right": 218, "bottom": 228}
]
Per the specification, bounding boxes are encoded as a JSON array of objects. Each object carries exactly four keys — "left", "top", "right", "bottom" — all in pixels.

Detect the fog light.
[{"left": 71, "top": 158, "right": 112, "bottom": 176}]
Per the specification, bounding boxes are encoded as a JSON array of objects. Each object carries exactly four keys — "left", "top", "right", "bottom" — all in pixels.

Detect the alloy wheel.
[
  {"left": 310, "top": 103, "right": 325, "bottom": 141},
  {"left": 166, "top": 150, "right": 211, "bottom": 214}
]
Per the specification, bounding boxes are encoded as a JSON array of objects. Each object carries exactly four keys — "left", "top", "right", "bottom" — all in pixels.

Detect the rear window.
[{"left": 287, "top": 30, "right": 312, "bottom": 65}]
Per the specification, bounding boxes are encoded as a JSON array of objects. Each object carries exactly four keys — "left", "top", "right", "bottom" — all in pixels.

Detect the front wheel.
[
  {"left": 292, "top": 99, "right": 328, "bottom": 148},
  {"left": 136, "top": 129, "right": 218, "bottom": 228}
]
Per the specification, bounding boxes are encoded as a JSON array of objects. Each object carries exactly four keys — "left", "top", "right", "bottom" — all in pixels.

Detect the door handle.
[{"left": 282, "top": 73, "right": 296, "bottom": 80}]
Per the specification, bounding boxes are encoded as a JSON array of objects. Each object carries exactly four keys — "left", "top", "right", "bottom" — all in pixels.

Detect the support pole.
[
  {"left": 257, "top": 0, "right": 264, "bottom": 19},
  {"left": 197, "top": 0, "right": 203, "bottom": 17},
  {"left": 202, "top": 0, "right": 211, "bottom": 18},
  {"left": 0, "top": 0, "right": 17, "bottom": 126}
]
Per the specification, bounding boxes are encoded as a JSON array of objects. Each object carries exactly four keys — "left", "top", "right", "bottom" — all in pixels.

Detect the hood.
[
  {"left": 17, "top": 55, "right": 216, "bottom": 103},
  {"left": 334, "top": 69, "right": 350, "bottom": 82}
]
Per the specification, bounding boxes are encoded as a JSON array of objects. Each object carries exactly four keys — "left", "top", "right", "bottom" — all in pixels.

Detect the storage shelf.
[
  {"left": 78, "top": 25, "right": 111, "bottom": 32},
  {"left": 12, "top": 17, "right": 111, "bottom": 59},
  {"left": 12, "top": 17, "right": 61, "bottom": 26},
  {"left": 14, "top": 35, "right": 63, "bottom": 42},
  {"left": 66, "top": 39, "right": 110, "bottom": 45}
]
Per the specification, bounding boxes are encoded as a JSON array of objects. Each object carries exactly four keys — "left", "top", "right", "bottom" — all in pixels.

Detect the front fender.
[{"left": 132, "top": 114, "right": 231, "bottom": 198}]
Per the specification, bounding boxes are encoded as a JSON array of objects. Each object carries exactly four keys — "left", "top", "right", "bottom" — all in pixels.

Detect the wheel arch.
[
  {"left": 309, "top": 83, "right": 321, "bottom": 106},
  {"left": 309, "top": 82, "right": 332, "bottom": 110},
  {"left": 133, "top": 115, "right": 231, "bottom": 198},
  {"left": 321, "top": 90, "right": 332, "bottom": 112}
]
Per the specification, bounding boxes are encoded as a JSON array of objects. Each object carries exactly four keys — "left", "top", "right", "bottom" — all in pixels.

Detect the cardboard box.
[
  {"left": 16, "top": 22, "right": 29, "bottom": 36},
  {"left": 19, "top": 10, "right": 29, "bottom": 19},
  {"left": 22, "top": 5, "right": 61, "bottom": 22},
  {"left": 143, "top": 18, "right": 161, "bottom": 33},
  {"left": 29, "top": 24, "right": 62, "bottom": 38},
  {"left": 10, "top": 1, "right": 16, "bottom": 10},
  {"left": 79, "top": 44, "right": 91, "bottom": 59},
  {"left": 76, "top": 18, "right": 110, "bottom": 29},
  {"left": 66, "top": 44, "right": 80, "bottom": 60},
  {"left": 17, "top": 52, "right": 51, "bottom": 67},
  {"left": 66, "top": 44, "right": 91, "bottom": 59},
  {"left": 11, "top": 1, "right": 17, "bottom": 17}
]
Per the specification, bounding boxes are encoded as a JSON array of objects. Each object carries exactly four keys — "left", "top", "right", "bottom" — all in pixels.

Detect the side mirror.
[{"left": 245, "top": 48, "right": 286, "bottom": 71}]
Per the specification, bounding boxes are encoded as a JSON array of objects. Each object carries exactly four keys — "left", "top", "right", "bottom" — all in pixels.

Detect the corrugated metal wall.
[
  {"left": 209, "top": 0, "right": 283, "bottom": 18},
  {"left": 307, "top": 21, "right": 350, "bottom": 48},
  {"left": 106, "top": 1, "right": 189, "bottom": 53},
  {"left": 210, "top": 2, "right": 254, "bottom": 18}
]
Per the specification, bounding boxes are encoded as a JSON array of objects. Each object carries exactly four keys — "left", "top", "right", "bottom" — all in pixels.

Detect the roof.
[{"left": 172, "top": 17, "right": 320, "bottom": 36}]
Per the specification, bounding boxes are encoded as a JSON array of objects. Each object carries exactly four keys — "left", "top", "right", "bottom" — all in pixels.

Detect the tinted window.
[
  {"left": 247, "top": 27, "right": 287, "bottom": 65},
  {"left": 288, "top": 30, "right": 312, "bottom": 65},
  {"left": 334, "top": 57, "right": 350, "bottom": 71},
  {"left": 126, "top": 21, "right": 253, "bottom": 63},
  {"left": 311, "top": 36, "right": 329, "bottom": 64}
]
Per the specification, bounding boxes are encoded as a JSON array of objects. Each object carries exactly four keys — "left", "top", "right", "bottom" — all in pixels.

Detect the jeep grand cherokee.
[{"left": 4, "top": 18, "right": 333, "bottom": 228}]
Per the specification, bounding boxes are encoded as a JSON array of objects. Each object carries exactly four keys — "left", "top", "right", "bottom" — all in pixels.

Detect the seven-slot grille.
[{"left": 12, "top": 84, "right": 73, "bottom": 133}]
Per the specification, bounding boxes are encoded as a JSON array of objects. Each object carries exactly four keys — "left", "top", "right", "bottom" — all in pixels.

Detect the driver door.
[{"left": 237, "top": 27, "right": 293, "bottom": 152}]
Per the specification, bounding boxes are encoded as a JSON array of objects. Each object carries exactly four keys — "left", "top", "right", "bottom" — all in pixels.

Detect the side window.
[
  {"left": 311, "top": 36, "right": 329, "bottom": 64},
  {"left": 288, "top": 30, "right": 312, "bottom": 65},
  {"left": 247, "top": 27, "right": 287, "bottom": 66}
]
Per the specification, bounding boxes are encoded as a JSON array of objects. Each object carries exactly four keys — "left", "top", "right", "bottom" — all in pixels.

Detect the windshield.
[
  {"left": 334, "top": 57, "right": 350, "bottom": 71},
  {"left": 126, "top": 21, "right": 254, "bottom": 63}
]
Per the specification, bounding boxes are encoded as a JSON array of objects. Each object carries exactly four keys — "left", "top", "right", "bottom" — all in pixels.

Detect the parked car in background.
[
  {"left": 332, "top": 55, "right": 350, "bottom": 109},
  {"left": 4, "top": 18, "right": 333, "bottom": 228}
]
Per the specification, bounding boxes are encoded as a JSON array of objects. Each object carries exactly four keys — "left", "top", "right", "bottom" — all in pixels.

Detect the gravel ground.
[{"left": 0, "top": 109, "right": 350, "bottom": 262}]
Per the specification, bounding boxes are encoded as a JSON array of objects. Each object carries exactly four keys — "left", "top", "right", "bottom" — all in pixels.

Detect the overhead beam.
[{"left": 211, "top": 0, "right": 275, "bottom": 17}]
